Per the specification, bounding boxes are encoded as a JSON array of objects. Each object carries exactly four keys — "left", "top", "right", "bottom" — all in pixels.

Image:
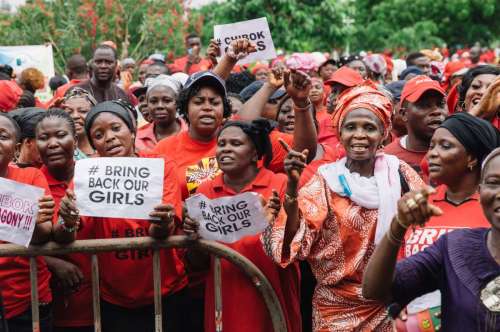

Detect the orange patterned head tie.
[{"left": 332, "top": 81, "right": 393, "bottom": 137}]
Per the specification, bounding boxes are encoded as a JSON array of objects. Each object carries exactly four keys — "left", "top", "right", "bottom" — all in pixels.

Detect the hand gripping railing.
[{"left": 0, "top": 236, "right": 287, "bottom": 332}]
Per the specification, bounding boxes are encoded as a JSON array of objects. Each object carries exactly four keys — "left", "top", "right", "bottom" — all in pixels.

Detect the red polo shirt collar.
[
  {"left": 211, "top": 168, "right": 274, "bottom": 195},
  {"left": 431, "top": 184, "right": 479, "bottom": 203}
]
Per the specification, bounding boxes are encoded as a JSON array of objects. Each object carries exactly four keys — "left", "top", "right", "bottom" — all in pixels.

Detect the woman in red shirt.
[
  {"left": 154, "top": 44, "right": 317, "bottom": 200},
  {"left": 57, "top": 101, "right": 188, "bottom": 332},
  {"left": 34, "top": 108, "right": 94, "bottom": 332},
  {"left": 183, "top": 119, "right": 301, "bottom": 332},
  {"left": 0, "top": 113, "right": 55, "bottom": 332},
  {"left": 397, "top": 112, "right": 500, "bottom": 330}
]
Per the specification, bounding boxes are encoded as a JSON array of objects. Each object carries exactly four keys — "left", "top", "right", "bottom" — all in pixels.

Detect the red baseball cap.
[
  {"left": 400, "top": 75, "right": 445, "bottom": 106},
  {"left": 325, "top": 66, "right": 364, "bottom": 87},
  {"left": 0, "top": 80, "right": 23, "bottom": 112}
]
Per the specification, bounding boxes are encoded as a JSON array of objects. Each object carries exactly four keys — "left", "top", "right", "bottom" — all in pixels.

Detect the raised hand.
[
  {"left": 207, "top": 39, "right": 221, "bottom": 65},
  {"left": 226, "top": 38, "right": 257, "bottom": 61},
  {"left": 284, "top": 69, "right": 312, "bottom": 108},
  {"left": 279, "top": 138, "right": 309, "bottom": 185},
  {"left": 396, "top": 187, "right": 442, "bottom": 228},
  {"left": 469, "top": 77, "right": 500, "bottom": 121},
  {"left": 268, "top": 66, "right": 285, "bottom": 89}
]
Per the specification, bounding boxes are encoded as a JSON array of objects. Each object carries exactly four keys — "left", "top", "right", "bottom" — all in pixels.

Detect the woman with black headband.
[
  {"left": 363, "top": 146, "right": 500, "bottom": 331},
  {"left": 183, "top": 118, "right": 301, "bottom": 332},
  {"left": 8, "top": 107, "right": 45, "bottom": 168},
  {"left": 364, "top": 112, "right": 500, "bottom": 330},
  {"left": 57, "top": 100, "right": 190, "bottom": 332}
]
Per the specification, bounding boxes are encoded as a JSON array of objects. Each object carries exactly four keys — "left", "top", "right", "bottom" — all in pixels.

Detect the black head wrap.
[
  {"left": 85, "top": 100, "right": 136, "bottom": 148},
  {"left": 219, "top": 118, "right": 275, "bottom": 167},
  {"left": 8, "top": 107, "right": 45, "bottom": 139},
  {"left": 440, "top": 112, "right": 500, "bottom": 165}
]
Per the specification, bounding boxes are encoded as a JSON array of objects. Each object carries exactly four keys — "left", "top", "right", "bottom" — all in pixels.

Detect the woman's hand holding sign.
[
  {"left": 182, "top": 208, "right": 200, "bottom": 241},
  {"left": 54, "top": 190, "right": 80, "bottom": 243},
  {"left": 148, "top": 204, "right": 176, "bottom": 239},
  {"left": 31, "top": 195, "right": 55, "bottom": 244}
]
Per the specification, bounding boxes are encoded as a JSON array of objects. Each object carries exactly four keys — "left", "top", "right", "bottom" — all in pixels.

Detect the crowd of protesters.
[{"left": 0, "top": 31, "right": 500, "bottom": 332}]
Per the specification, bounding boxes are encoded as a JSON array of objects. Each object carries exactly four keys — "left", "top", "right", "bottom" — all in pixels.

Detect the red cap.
[
  {"left": 325, "top": 66, "right": 364, "bottom": 87},
  {"left": 0, "top": 80, "right": 23, "bottom": 112},
  {"left": 400, "top": 75, "right": 445, "bottom": 106}
]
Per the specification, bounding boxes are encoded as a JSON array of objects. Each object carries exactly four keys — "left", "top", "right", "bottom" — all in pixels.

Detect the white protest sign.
[
  {"left": 214, "top": 17, "right": 277, "bottom": 65},
  {"left": 186, "top": 192, "right": 268, "bottom": 243},
  {"left": 0, "top": 177, "right": 44, "bottom": 247},
  {"left": 0, "top": 44, "right": 55, "bottom": 102},
  {"left": 74, "top": 157, "right": 164, "bottom": 219}
]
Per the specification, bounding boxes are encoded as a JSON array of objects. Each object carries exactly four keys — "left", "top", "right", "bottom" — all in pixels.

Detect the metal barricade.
[{"left": 0, "top": 236, "right": 287, "bottom": 332}]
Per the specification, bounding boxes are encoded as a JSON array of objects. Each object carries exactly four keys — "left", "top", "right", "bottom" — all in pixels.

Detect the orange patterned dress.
[{"left": 262, "top": 161, "right": 423, "bottom": 331}]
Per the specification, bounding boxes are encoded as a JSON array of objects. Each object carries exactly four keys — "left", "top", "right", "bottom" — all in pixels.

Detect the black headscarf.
[
  {"left": 219, "top": 118, "right": 275, "bottom": 167},
  {"left": 8, "top": 107, "right": 45, "bottom": 139},
  {"left": 440, "top": 112, "right": 500, "bottom": 165},
  {"left": 85, "top": 100, "right": 136, "bottom": 148}
]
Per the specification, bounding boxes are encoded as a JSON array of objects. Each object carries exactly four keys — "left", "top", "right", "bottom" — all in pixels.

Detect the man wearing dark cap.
[
  {"left": 76, "top": 45, "right": 132, "bottom": 103},
  {"left": 384, "top": 75, "right": 447, "bottom": 178}
]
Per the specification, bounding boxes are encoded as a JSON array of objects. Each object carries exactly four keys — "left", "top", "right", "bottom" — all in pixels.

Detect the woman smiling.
[{"left": 263, "top": 82, "right": 424, "bottom": 331}]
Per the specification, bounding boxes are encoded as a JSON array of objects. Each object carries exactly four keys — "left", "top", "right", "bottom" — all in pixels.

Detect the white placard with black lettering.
[
  {"left": 214, "top": 17, "right": 277, "bottom": 65},
  {"left": 0, "top": 177, "right": 44, "bottom": 247},
  {"left": 74, "top": 157, "right": 164, "bottom": 219},
  {"left": 186, "top": 192, "right": 268, "bottom": 243}
]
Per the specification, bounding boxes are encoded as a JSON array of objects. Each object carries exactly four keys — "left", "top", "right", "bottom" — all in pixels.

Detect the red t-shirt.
[
  {"left": 40, "top": 166, "right": 93, "bottom": 327},
  {"left": 79, "top": 152, "right": 187, "bottom": 308},
  {"left": 384, "top": 136, "right": 427, "bottom": 181},
  {"left": 196, "top": 169, "right": 301, "bottom": 332},
  {"left": 401, "top": 185, "right": 490, "bottom": 259},
  {"left": 170, "top": 56, "right": 213, "bottom": 75},
  {"left": 153, "top": 130, "right": 294, "bottom": 200},
  {"left": 0, "top": 166, "right": 52, "bottom": 319}
]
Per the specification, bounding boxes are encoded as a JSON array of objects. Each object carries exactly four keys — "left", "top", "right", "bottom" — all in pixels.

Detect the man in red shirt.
[
  {"left": 170, "top": 33, "right": 213, "bottom": 75},
  {"left": 384, "top": 75, "right": 446, "bottom": 177}
]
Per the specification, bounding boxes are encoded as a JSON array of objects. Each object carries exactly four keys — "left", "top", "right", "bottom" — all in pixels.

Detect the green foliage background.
[{"left": 0, "top": 0, "right": 498, "bottom": 73}]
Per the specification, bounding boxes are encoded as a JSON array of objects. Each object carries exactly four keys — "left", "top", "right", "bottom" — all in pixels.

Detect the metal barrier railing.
[{"left": 0, "top": 236, "right": 287, "bottom": 332}]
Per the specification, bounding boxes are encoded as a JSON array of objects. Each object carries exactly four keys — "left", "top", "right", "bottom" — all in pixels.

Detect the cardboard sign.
[
  {"left": 214, "top": 17, "right": 277, "bottom": 65},
  {"left": 186, "top": 192, "right": 268, "bottom": 243},
  {"left": 0, "top": 178, "right": 44, "bottom": 247},
  {"left": 0, "top": 44, "right": 55, "bottom": 102},
  {"left": 74, "top": 158, "right": 164, "bottom": 219}
]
